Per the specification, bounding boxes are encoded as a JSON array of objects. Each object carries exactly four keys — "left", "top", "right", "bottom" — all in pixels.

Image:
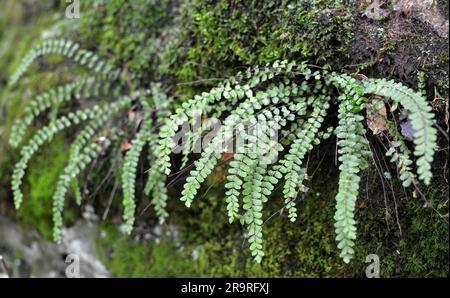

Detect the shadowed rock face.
[{"left": 0, "top": 216, "right": 109, "bottom": 278}]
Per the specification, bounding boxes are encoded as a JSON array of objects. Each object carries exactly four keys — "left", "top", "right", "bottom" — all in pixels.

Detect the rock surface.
[{"left": 0, "top": 216, "right": 109, "bottom": 278}]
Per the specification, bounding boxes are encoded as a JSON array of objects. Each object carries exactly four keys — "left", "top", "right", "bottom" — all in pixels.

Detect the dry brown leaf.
[
  {"left": 121, "top": 141, "right": 133, "bottom": 152},
  {"left": 221, "top": 152, "right": 234, "bottom": 162},
  {"left": 367, "top": 98, "right": 387, "bottom": 135}
]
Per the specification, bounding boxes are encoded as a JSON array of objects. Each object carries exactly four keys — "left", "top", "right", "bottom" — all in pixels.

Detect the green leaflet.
[
  {"left": 363, "top": 79, "right": 437, "bottom": 185},
  {"left": 332, "top": 75, "right": 371, "bottom": 263}
]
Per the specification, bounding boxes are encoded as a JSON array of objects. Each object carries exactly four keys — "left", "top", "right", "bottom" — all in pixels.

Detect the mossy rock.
[
  {"left": 1, "top": 0, "right": 448, "bottom": 278},
  {"left": 96, "top": 186, "right": 448, "bottom": 277}
]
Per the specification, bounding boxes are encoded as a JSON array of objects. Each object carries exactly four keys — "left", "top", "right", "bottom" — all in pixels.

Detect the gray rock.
[{"left": 0, "top": 216, "right": 109, "bottom": 278}]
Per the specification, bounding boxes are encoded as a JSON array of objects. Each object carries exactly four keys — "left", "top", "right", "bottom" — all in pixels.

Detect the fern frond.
[
  {"left": 280, "top": 97, "right": 330, "bottom": 221},
  {"left": 144, "top": 145, "right": 170, "bottom": 224},
  {"left": 53, "top": 138, "right": 111, "bottom": 242},
  {"left": 9, "top": 75, "right": 121, "bottom": 147},
  {"left": 10, "top": 39, "right": 118, "bottom": 86},
  {"left": 239, "top": 113, "right": 286, "bottom": 262},
  {"left": 122, "top": 128, "right": 147, "bottom": 234},
  {"left": 332, "top": 75, "right": 371, "bottom": 263},
  {"left": 384, "top": 119, "right": 416, "bottom": 187},
  {"left": 150, "top": 171, "right": 169, "bottom": 224},
  {"left": 363, "top": 79, "right": 437, "bottom": 185},
  {"left": 12, "top": 97, "right": 132, "bottom": 210},
  {"left": 241, "top": 154, "right": 266, "bottom": 263},
  {"left": 154, "top": 62, "right": 312, "bottom": 176}
]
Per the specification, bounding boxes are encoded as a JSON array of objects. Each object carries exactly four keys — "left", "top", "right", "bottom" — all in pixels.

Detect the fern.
[
  {"left": 9, "top": 75, "right": 122, "bottom": 147},
  {"left": 280, "top": 96, "right": 330, "bottom": 221},
  {"left": 8, "top": 39, "right": 439, "bottom": 265},
  {"left": 241, "top": 154, "right": 266, "bottom": 263},
  {"left": 12, "top": 97, "right": 132, "bottom": 210},
  {"left": 148, "top": 169, "right": 169, "bottom": 224},
  {"left": 384, "top": 119, "right": 416, "bottom": 188},
  {"left": 53, "top": 138, "right": 111, "bottom": 242},
  {"left": 9, "top": 39, "right": 118, "bottom": 86},
  {"left": 332, "top": 75, "right": 371, "bottom": 263},
  {"left": 153, "top": 61, "right": 310, "bottom": 177},
  {"left": 12, "top": 104, "right": 105, "bottom": 209},
  {"left": 142, "top": 84, "right": 171, "bottom": 224},
  {"left": 122, "top": 128, "right": 147, "bottom": 234},
  {"left": 71, "top": 178, "right": 82, "bottom": 206},
  {"left": 364, "top": 79, "right": 437, "bottom": 185}
]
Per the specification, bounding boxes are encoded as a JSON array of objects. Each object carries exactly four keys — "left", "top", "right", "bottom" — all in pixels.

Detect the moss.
[
  {"left": 0, "top": 1, "right": 85, "bottom": 234},
  {"left": 18, "top": 136, "right": 76, "bottom": 240},
  {"left": 0, "top": 2, "right": 63, "bottom": 216},
  {"left": 96, "top": 225, "right": 196, "bottom": 278},
  {"left": 392, "top": 183, "right": 449, "bottom": 277},
  {"left": 156, "top": 0, "right": 353, "bottom": 98},
  {"left": 76, "top": 0, "right": 173, "bottom": 79},
  {"left": 94, "top": 165, "right": 448, "bottom": 277},
  {"left": 71, "top": 0, "right": 355, "bottom": 98}
]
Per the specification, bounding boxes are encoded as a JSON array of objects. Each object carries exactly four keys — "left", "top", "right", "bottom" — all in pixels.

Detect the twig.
[
  {"left": 368, "top": 142, "right": 391, "bottom": 229},
  {"left": 434, "top": 123, "right": 449, "bottom": 141},
  {"left": 176, "top": 78, "right": 227, "bottom": 86},
  {"left": 373, "top": 140, "right": 403, "bottom": 235},
  {"left": 0, "top": 256, "right": 11, "bottom": 278},
  {"left": 102, "top": 178, "right": 119, "bottom": 221}
]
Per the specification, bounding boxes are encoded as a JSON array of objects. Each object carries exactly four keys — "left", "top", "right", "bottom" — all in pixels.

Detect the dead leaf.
[
  {"left": 128, "top": 110, "right": 143, "bottom": 129},
  {"left": 121, "top": 141, "right": 133, "bottom": 152},
  {"left": 351, "top": 73, "right": 368, "bottom": 80},
  {"left": 221, "top": 152, "right": 234, "bottom": 162},
  {"left": 128, "top": 111, "right": 136, "bottom": 122},
  {"left": 367, "top": 98, "right": 387, "bottom": 135}
]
